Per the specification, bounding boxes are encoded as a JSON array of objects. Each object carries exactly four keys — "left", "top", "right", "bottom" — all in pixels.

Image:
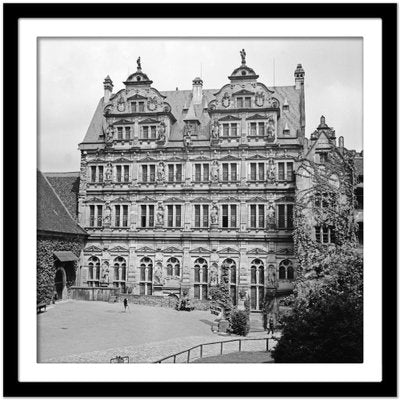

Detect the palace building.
[{"left": 76, "top": 51, "right": 313, "bottom": 311}]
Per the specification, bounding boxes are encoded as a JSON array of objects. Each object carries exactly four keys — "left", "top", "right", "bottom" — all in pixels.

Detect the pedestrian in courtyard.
[
  {"left": 267, "top": 317, "right": 275, "bottom": 335},
  {"left": 123, "top": 298, "right": 129, "bottom": 312}
]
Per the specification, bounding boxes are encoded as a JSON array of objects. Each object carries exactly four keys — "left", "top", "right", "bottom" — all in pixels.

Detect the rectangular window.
[
  {"left": 139, "top": 102, "right": 145, "bottom": 112},
  {"left": 231, "top": 163, "right": 237, "bottom": 181},
  {"left": 131, "top": 102, "right": 137, "bottom": 113},
  {"left": 278, "top": 163, "right": 285, "bottom": 181},
  {"left": 322, "top": 226, "right": 329, "bottom": 243},
  {"left": 117, "top": 127, "right": 123, "bottom": 140},
  {"left": 115, "top": 205, "right": 121, "bottom": 227},
  {"left": 231, "top": 124, "right": 237, "bottom": 136},
  {"left": 223, "top": 124, "right": 229, "bottom": 137},
  {"left": 315, "top": 226, "right": 321, "bottom": 242},
  {"left": 142, "top": 165, "right": 148, "bottom": 182},
  {"left": 90, "top": 166, "right": 96, "bottom": 183},
  {"left": 123, "top": 166, "right": 129, "bottom": 182},
  {"left": 258, "top": 163, "right": 264, "bottom": 181},
  {"left": 195, "top": 205, "right": 201, "bottom": 227},
  {"left": 237, "top": 97, "right": 243, "bottom": 108},
  {"left": 122, "top": 205, "right": 128, "bottom": 227},
  {"left": 97, "top": 205, "right": 103, "bottom": 227},
  {"left": 148, "top": 205, "right": 154, "bottom": 227},
  {"left": 202, "top": 205, "right": 209, "bottom": 227},
  {"left": 175, "top": 205, "right": 182, "bottom": 227},
  {"left": 203, "top": 164, "right": 209, "bottom": 181},
  {"left": 258, "top": 205, "right": 265, "bottom": 228},
  {"left": 149, "top": 165, "right": 155, "bottom": 182},
  {"left": 195, "top": 164, "right": 201, "bottom": 182},
  {"left": 168, "top": 165, "right": 174, "bottom": 182},
  {"left": 244, "top": 97, "right": 251, "bottom": 108},
  {"left": 231, "top": 205, "right": 237, "bottom": 227},
  {"left": 116, "top": 166, "right": 122, "bottom": 182},
  {"left": 278, "top": 204, "right": 285, "bottom": 229},
  {"left": 250, "top": 163, "right": 257, "bottom": 180},
  {"left": 125, "top": 127, "right": 131, "bottom": 140},
  {"left": 222, "top": 205, "right": 229, "bottom": 227},
  {"left": 89, "top": 205, "right": 95, "bottom": 227},
  {"left": 258, "top": 122, "right": 265, "bottom": 136},
  {"left": 287, "top": 204, "right": 293, "bottom": 229},
  {"left": 141, "top": 205, "right": 147, "bottom": 227},
  {"left": 287, "top": 162, "right": 294, "bottom": 181},
  {"left": 222, "top": 164, "right": 229, "bottom": 181},
  {"left": 151, "top": 126, "right": 156, "bottom": 139},
  {"left": 250, "top": 122, "right": 257, "bottom": 135},
  {"left": 176, "top": 164, "right": 182, "bottom": 181},
  {"left": 98, "top": 166, "right": 103, "bottom": 182},
  {"left": 319, "top": 153, "right": 328, "bottom": 164},
  {"left": 167, "top": 205, "right": 173, "bottom": 227},
  {"left": 143, "top": 126, "right": 149, "bottom": 139},
  {"left": 250, "top": 205, "right": 256, "bottom": 228}
]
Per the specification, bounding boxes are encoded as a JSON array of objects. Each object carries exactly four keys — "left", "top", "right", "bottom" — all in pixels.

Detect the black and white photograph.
[
  {"left": 5, "top": 3, "right": 396, "bottom": 396},
  {"left": 36, "top": 37, "right": 364, "bottom": 364}
]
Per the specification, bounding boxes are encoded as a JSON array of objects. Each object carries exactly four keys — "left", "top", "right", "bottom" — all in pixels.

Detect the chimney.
[
  {"left": 338, "top": 136, "right": 344, "bottom": 154},
  {"left": 192, "top": 77, "right": 203, "bottom": 105},
  {"left": 294, "top": 63, "right": 305, "bottom": 90},
  {"left": 103, "top": 75, "right": 113, "bottom": 103}
]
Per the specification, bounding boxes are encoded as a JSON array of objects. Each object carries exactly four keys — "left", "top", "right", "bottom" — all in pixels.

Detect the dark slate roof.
[
  {"left": 37, "top": 170, "right": 87, "bottom": 236},
  {"left": 81, "top": 85, "right": 301, "bottom": 146},
  {"left": 45, "top": 172, "right": 80, "bottom": 221}
]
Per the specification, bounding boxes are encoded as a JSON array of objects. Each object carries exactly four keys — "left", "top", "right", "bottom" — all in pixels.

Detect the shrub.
[{"left": 230, "top": 309, "right": 250, "bottom": 336}]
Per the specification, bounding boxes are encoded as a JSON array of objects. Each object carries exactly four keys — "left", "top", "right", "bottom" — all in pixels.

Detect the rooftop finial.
[
  {"left": 137, "top": 56, "right": 141, "bottom": 70},
  {"left": 240, "top": 49, "right": 246, "bottom": 65}
]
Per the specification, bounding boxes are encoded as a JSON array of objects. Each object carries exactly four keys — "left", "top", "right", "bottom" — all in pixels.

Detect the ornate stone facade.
[{"left": 77, "top": 51, "right": 305, "bottom": 311}]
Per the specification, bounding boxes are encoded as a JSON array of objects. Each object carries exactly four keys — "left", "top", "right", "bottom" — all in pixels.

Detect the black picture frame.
[{"left": 3, "top": 3, "right": 397, "bottom": 397}]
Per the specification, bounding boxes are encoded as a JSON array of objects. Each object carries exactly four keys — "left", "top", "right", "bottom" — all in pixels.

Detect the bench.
[{"left": 37, "top": 302, "right": 47, "bottom": 313}]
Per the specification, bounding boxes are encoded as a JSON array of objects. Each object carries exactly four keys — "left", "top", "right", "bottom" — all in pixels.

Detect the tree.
[{"left": 209, "top": 263, "right": 233, "bottom": 323}]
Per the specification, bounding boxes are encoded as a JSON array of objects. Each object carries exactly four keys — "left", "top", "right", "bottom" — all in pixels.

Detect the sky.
[{"left": 38, "top": 38, "right": 362, "bottom": 172}]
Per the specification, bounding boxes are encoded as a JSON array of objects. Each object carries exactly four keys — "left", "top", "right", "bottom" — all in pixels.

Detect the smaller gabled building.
[{"left": 37, "top": 170, "right": 88, "bottom": 304}]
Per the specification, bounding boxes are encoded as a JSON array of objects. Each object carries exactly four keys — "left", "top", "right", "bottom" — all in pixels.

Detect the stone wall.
[{"left": 37, "top": 235, "right": 84, "bottom": 304}]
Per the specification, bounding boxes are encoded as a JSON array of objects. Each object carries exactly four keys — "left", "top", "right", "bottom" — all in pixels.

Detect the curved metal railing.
[{"left": 154, "top": 337, "right": 277, "bottom": 363}]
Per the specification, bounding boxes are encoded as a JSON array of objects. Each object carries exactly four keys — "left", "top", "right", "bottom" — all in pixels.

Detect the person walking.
[
  {"left": 123, "top": 298, "right": 129, "bottom": 312},
  {"left": 267, "top": 316, "right": 275, "bottom": 335}
]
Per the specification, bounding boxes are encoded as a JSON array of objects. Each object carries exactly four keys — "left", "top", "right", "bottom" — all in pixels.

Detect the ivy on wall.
[{"left": 37, "top": 235, "right": 84, "bottom": 304}]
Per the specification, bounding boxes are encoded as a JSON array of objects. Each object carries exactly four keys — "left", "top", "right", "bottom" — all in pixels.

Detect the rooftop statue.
[
  {"left": 137, "top": 56, "right": 141, "bottom": 70},
  {"left": 240, "top": 49, "right": 246, "bottom": 65}
]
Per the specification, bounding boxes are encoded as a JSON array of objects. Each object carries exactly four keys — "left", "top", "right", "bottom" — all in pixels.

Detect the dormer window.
[
  {"left": 237, "top": 97, "right": 251, "bottom": 108},
  {"left": 318, "top": 152, "right": 328, "bottom": 164},
  {"left": 131, "top": 101, "right": 145, "bottom": 113}
]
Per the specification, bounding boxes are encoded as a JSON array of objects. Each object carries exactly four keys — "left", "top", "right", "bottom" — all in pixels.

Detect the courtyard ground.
[{"left": 38, "top": 300, "right": 277, "bottom": 363}]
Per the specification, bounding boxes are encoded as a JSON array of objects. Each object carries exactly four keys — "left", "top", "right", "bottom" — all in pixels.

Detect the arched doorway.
[{"left": 55, "top": 267, "right": 67, "bottom": 300}]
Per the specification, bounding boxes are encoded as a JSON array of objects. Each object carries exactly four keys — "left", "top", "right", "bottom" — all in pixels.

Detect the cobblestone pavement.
[{"left": 38, "top": 300, "right": 279, "bottom": 363}]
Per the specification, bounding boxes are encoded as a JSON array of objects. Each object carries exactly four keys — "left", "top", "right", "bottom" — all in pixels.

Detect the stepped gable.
[{"left": 37, "top": 170, "right": 87, "bottom": 236}]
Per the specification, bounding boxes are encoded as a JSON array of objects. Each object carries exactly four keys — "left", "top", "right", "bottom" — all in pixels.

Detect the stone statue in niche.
[
  {"left": 266, "top": 203, "right": 276, "bottom": 230},
  {"left": 210, "top": 160, "right": 220, "bottom": 182},
  {"left": 157, "top": 122, "right": 166, "bottom": 142},
  {"left": 103, "top": 204, "right": 112, "bottom": 227},
  {"left": 154, "top": 262, "right": 164, "bottom": 285},
  {"left": 105, "top": 125, "right": 114, "bottom": 142},
  {"left": 209, "top": 263, "right": 218, "bottom": 286},
  {"left": 157, "top": 161, "right": 166, "bottom": 181},
  {"left": 266, "top": 118, "right": 275, "bottom": 139},
  {"left": 267, "top": 265, "right": 277, "bottom": 287},
  {"left": 102, "top": 262, "right": 110, "bottom": 283},
  {"left": 183, "top": 124, "right": 192, "bottom": 147},
  {"left": 105, "top": 162, "right": 113, "bottom": 182},
  {"left": 210, "top": 203, "right": 219, "bottom": 224},
  {"left": 267, "top": 161, "right": 276, "bottom": 183},
  {"left": 210, "top": 121, "right": 220, "bottom": 139},
  {"left": 156, "top": 202, "right": 165, "bottom": 226}
]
